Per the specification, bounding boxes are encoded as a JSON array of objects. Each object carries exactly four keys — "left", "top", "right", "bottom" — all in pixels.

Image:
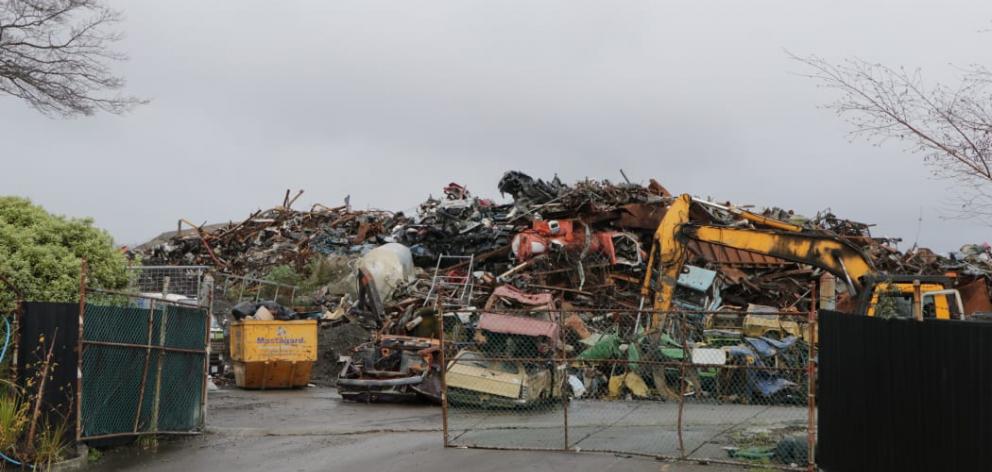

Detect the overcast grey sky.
[{"left": 2, "top": 0, "right": 990, "bottom": 251}]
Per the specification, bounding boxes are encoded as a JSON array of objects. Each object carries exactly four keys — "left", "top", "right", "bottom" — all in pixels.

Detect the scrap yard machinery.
[{"left": 641, "top": 194, "right": 965, "bottom": 330}]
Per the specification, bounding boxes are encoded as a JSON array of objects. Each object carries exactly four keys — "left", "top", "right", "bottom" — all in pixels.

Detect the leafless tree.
[
  {"left": 792, "top": 52, "right": 992, "bottom": 222},
  {"left": 0, "top": 0, "right": 143, "bottom": 117}
]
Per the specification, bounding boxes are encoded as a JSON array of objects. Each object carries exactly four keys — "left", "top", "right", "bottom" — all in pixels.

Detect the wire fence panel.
[
  {"left": 79, "top": 298, "right": 208, "bottom": 441},
  {"left": 126, "top": 265, "right": 210, "bottom": 300},
  {"left": 213, "top": 273, "right": 298, "bottom": 307},
  {"left": 442, "top": 308, "right": 816, "bottom": 471}
]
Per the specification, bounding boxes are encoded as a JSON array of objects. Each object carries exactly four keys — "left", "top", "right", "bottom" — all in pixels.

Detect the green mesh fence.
[{"left": 80, "top": 301, "right": 207, "bottom": 439}]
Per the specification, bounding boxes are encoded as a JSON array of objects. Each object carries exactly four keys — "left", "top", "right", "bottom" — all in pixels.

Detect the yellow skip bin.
[{"left": 229, "top": 319, "right": 317, "bottom": 389}]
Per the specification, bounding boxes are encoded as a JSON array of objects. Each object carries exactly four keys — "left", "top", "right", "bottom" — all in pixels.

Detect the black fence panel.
[
  {"left": 817, "top": 310, "right": 992, "bottom": 472},
  {"left": 16, "top": 302, "right": 79, "bottom": 444}
]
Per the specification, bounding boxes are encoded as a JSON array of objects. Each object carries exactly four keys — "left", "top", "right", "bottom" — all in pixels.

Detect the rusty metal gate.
[
  {"left": 78, "top": 285, "right": 209, "bottom": 441},
  {"left": 441, "top": 306, "right": 817, "bottom": 471}
]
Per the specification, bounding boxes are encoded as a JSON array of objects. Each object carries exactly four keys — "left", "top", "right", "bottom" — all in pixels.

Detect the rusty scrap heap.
[
  {"left": 139, "top": 171, "right": 992, "bottom": 403},
  {"left": 141, "top": 202, "right": 402, "bottom": 276}
]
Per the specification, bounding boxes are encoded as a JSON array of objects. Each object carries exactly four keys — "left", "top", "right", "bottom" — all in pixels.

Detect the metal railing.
[
  {"left": 425, "top": 255, "right": 475, "bottom": 308},
  {"left": 214, "top": 273, "right": 298, "bottom": 306}
]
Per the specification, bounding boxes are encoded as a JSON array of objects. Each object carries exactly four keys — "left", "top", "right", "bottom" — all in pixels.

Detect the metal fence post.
[
  {"left": 10, "top": 300, "right": 22, "bottom": 389},
  {"left": 676, "top": 311, "right": 687, "bottom": 459},
  {"left": 561, "top": 314, "right": 569, "bottom": 451},
  {"left": 134, "top": 297, "right": 157, "bottom": 433},
  {"left": 75, "top": 259, "right": 88, "bottom": 443},
  {"left": 807, "top": 281, "right": 818, "bottom": 472},
  {"left": 437, "top": 292, "right": 449, "bottom": 447},
  {"left": 149, "top": 277, "right": 170, "bottom": 441},
  {"left": 201, "top": 288, "right": 212, "bottom": 429}
]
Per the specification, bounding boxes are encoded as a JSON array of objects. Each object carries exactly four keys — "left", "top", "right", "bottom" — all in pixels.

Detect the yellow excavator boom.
[
  {"left": 685, "top": 226, "right": 874, "bottom": 292},
  {"left": 641, "top": 194, "right": 877, "bottom": 329},
  {"left": 640, "top": 194, "right": 692, "bottom": 328}
]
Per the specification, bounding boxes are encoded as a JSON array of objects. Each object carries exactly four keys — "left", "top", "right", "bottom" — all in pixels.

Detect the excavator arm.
[
  {"left": 683, "top": 225, "right": 875, "bottom": 292},
  {"left": 641, "top": 194, "right": 876, "bottom": 329},
  {"left": 640, "top": 194, "right": 691, "bottom": 328}
]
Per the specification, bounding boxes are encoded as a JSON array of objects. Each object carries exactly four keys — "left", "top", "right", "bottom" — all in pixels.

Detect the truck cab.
[{"left": 857, "top": 275, "right": 965, "bottom": 320}]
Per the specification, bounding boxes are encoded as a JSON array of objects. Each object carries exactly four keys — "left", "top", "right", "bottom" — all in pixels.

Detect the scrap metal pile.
[
  {"left": 140, "top": 196, "right": 401, "bottom": 276},
  {"left": 138, "top": 171, "right": 992, "bottom": 404}
]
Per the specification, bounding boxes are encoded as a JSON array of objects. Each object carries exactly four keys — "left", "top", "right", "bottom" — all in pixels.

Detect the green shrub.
[
  {"left": 264, "top": 265, "right": 301, "bottom": 287},
  {"left": 0, "top": 197, "right": 128, "bottom": 312},
  {"left": 303, "top": 256, "right": 352, "bottom": 292}
]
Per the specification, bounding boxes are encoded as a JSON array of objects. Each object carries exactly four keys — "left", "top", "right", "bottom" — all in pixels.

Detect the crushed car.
[
  {"left": 337, "top": 335, "right": 442, "bottom": 403},
  {"left": 445, "top": 349, "right": 563, "bottom": 408}
]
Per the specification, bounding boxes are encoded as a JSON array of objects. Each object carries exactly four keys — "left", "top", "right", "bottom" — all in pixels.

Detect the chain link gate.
[
  {"left": 441, "top": 304, "right": 817, "bottom": 471},
  {"left": 78, "top": 270, "right": 209, "bottom": 441}
]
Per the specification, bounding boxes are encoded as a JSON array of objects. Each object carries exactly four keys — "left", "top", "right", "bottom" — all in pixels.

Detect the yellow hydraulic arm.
[
  {"left": 641, "top": 194, "right": 876, "bottom": 328},
  {"left": 640, "top": 195, "right": 691, "bottom": 328}
]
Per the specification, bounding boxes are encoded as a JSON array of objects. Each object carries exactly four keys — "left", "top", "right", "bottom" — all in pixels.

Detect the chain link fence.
[
  {"left": 122, "top": 266, "right": 303, "bottom": 379},
  {"left": 442, "top": 307, "right": 816, "bottom": 471},
  {"left": 78, "top": 289, "right": 209, "bottom": 441}
]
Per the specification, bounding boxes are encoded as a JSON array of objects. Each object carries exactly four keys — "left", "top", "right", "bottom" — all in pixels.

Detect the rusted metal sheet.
[
  {"left": 478, "top": 313, "right": 557, "bottom": 338},
  {"left": 485, "top": 285, "right": 555, "bottom": 310},
  {"left": 647, "top": 178, "right": 671, "bottom": 197},
  {"left": 581, "top": 203, "right": 666, "bottom": 230},
  {"left": 615, "top": 203, "right": 665, "bottom": 229},
  {"left": 958, "top": 277, "right": 992, "bottom": 316},
  {"left": 687, "top": 239, "right": 788, "bottom": 267}
]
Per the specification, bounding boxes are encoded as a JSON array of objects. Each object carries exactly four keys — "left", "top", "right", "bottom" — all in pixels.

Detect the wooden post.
[
  {"left": 26, "top": 331, "right": 57, "bottom": 454},
  {"left": 819, "top": 273, "right": 836, "bottom": 310},
  {"left": 912, "top": 279, "right": 923, "bottom": 321}
]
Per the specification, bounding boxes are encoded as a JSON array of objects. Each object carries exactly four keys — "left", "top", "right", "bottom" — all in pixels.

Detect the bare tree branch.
[
  {"left": 0, "top": 0, "right": 145, "bottom": 117},
  {"left": 790, "top": 51, "right": 992, "bottom": 223}
]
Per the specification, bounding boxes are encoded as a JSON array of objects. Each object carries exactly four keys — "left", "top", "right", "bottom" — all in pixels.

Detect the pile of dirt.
[{"left": 311, "top": 322, "right": 371, "bottom": 386}]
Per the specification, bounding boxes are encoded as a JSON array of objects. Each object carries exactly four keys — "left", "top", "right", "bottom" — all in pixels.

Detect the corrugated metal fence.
[
  {"left": 16, "top": 302, "right": 80, "bottom": 445},
  {"left": 817, "top": 310, "right": 992, "bottom": 471}
]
